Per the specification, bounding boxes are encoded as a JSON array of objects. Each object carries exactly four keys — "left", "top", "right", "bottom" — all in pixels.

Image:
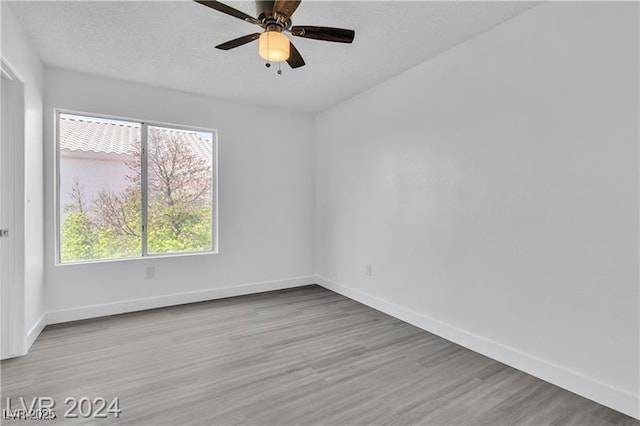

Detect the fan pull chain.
[{"left": 264, "top": 62, "right": 282, "bottom": 75}]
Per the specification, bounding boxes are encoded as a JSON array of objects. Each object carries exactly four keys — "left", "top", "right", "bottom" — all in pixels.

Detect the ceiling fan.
[{"left": 194, "top": 0, "right": 355, "bottom": 69}]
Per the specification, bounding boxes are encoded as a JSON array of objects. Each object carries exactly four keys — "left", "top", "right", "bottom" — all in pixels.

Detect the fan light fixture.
[{"left": 259, "top": 31, "right": 290, "bottom": 62}]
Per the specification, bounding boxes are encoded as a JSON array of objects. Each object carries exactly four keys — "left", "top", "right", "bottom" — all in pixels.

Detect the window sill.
[{"left": 55, "top": 249, "right": 219, "bottom": 267}]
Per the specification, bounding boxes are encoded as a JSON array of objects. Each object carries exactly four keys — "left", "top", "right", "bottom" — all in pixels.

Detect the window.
[{"left": 57, "top": 111, "right": 217, "bottom": 264}]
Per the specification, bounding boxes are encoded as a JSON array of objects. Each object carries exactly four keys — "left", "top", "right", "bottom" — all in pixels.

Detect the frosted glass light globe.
[{"left": 259, "top": 31, "right": 290, "bottom": 62}]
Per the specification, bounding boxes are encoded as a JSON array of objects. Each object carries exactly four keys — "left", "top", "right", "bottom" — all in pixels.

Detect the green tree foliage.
[
  {"left": 60, "top": 179, "right": 100, "bottom": 262},
  {"left": 60, "top": 132, "right": 212, "bottom": 263}
]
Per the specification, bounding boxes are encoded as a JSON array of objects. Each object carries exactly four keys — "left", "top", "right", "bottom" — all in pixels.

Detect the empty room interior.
[{"left": 1, "top": 0, "right": 639, "bottom": 424}]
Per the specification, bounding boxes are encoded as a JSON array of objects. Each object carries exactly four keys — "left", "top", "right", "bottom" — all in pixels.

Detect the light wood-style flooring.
[{"left": 2, "top": 285, "right": 638, "bottom": 425}]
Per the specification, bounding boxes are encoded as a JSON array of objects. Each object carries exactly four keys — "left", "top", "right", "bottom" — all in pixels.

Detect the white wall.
[
  {"left": 316, "top": 2, "right": 639, "bottom": 419},
  {"left": 1, "top": 3, "right": 45, "bottom": 351},
  {"left": 44, "top": 68, "right": 315, "bottom": 319}
]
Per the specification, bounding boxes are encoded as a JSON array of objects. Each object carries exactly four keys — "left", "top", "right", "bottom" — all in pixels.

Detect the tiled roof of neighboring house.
[{"left": 59, "top": 115, "right": 212, "bottom": 163}]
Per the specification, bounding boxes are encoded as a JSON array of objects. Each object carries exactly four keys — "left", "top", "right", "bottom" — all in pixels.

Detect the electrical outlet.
[
  {"left": 145, "top": 266, "right": 155, "bottom": 279},
  {"left": 365, "top": 264, "right": 372, "bottom": 276}
]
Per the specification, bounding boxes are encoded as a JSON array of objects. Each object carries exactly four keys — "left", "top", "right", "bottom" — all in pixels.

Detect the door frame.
[{"left": 1, "top": 57, "right": 26, "bottom": 359}]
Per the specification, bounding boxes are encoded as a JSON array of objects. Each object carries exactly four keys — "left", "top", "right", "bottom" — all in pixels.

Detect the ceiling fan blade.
[
  {"left": 215, "top": 33, "right": 261, "bottom": 50},
  {"left": 194, "top": 1, "right": 261, "bottom": 26},
  {"left": 287, "top": 42, "right": 305, "bottom": 69},
  {"left": 273, "top": 0, "right": 301, "bottom": 19},
  {"left": 290, "top": 26, "right": 355, "bottom": 43}
]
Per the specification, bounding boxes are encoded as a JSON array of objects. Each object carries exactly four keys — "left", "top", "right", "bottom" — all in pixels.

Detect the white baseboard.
[
  {"left": 316, "top": 275, "right": 640, "bottom": 420},
  {"left": 25, "top": 313, "right": 47, "bottom": 353},
  {"left": 47, "top": 275, "right": 316, "bottom": 325}
]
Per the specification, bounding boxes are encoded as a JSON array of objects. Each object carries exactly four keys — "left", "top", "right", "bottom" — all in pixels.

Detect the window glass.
[
  {"left": 59, "top": 113, "right": 141, "bottom": 262},
  {"left": 57, "top": 112, "right": 215, "bottom": 264},
  {"left": 147, "top": 126, "right": 213, "bottom": 254}
]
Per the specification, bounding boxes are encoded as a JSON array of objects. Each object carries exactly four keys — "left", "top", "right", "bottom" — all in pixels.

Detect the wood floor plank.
[{"left": 1, "top": 285, "right": 638, "bottom": 425}]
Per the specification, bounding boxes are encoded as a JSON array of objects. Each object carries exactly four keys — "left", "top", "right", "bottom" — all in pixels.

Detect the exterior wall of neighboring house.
[{"left": 59, "top": 149, "right": 131, "bottom": 216}]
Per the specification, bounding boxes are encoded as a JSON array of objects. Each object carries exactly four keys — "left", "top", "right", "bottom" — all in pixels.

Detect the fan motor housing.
[
  {"left": 256, "top": 0, "right": 275, "bottom": 17},
  {"left": 256, "top": 0, "right": 291, "bottom": 29}
]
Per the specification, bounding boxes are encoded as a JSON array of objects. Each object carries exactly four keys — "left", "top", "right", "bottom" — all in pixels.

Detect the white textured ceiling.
[{"left": 8, "top": 1, "right": 537, "bottom": 112}]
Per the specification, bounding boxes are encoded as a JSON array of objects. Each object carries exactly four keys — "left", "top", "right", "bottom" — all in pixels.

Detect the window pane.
[
  {"left": 59, "top": 113, "right": 142, "bottom": 262},
  {"left": 147, "top": 126, "right": 213, "bottom": 254}
]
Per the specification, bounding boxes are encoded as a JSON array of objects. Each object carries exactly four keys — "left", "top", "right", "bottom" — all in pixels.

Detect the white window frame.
[{"left": 54, "top": 109, "right": 219, "bottom": 265}]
